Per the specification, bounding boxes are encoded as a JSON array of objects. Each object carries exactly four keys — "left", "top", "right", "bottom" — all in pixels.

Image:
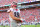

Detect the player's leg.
[
  {"left": 11, "top": 20, "right": 21, "bottom": 27},
  {"left": 17, "top": 23, "right": 21, "bottom": 27},
  {"left": 11, "top": 20, "right": 18, "bottom": 27},
  {"left": 10, "top": 21, "right": 12, "bottom": 27}
]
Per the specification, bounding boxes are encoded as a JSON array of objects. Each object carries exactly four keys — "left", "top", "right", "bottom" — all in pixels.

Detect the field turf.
[
  {"left": 0, "top": 25, "right": 10, "bottom": 27},
  {"left": 21, "top": 25, "right": 40, "bottom": 27},
  {"left": 0, "top": 25, "right": 40, "bottom": 27}
]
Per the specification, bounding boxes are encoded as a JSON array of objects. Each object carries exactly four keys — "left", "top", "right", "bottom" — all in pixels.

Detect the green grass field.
[
  {"left": 0, "top": 25, "right": 40, "bottom": 27},
  {"left": 0, "top": 25, "right": 10, "bottom": 27},
  {"left": 21, "top": 25, "right": 40, "bottom": 27}
]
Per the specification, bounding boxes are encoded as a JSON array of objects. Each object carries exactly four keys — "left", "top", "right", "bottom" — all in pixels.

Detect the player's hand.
[{"left": 20, "top": 18, "right": 25, "bottom": 23}]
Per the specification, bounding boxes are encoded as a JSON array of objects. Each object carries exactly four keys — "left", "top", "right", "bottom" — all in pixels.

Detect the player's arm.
[{"left": 9, "top": 11, "right": 21, "bottom": 21}]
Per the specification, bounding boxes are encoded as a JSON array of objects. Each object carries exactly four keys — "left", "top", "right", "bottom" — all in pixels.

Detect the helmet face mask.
[
  {"left": 13, "top": 2, "right": 17, "bottom": 5},
  {"left": 11, "top": 2, "right": 17, "bottom": 8}
]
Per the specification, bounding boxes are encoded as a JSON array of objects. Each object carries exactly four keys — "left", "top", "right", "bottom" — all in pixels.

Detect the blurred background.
[{"left": 0, "top": 0, "right": 40, "bottom": 27}]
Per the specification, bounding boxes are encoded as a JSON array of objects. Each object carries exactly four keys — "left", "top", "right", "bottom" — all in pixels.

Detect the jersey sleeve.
[
  {"left": 7, "top": 8, "right": 14, "bottom": 12},
  {"left": 10, "top": 8, "right": 13, "bottom": 11}
]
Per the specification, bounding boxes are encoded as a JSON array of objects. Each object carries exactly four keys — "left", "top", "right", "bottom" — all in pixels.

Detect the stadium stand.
[{"left": 20, "top": 8, "right": 40, "bottom": 22}]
